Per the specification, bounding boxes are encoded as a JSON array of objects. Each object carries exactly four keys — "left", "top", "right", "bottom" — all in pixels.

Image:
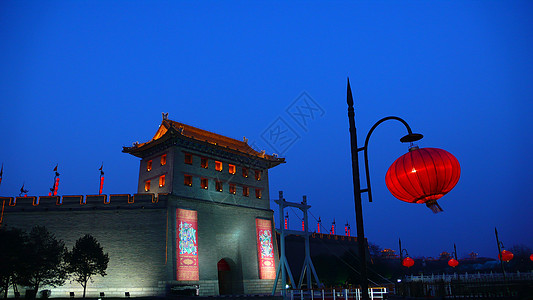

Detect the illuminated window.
[
  {"left": 201, "top": 178, "right": 208, "bottom": 189},
  {"left": 184, "top": 153, "right": 193, "bottom": 165},
  {"left": 215, "top": 161, "right": 223, "bottom": 172},
  {"left": 229, "top": 183, "right": 236, "bottom": 195},
  {"left": 243, "top": 186, "right": 249, "bottom": 197},
  {"left": 201, "top": 157, "right": 208, "bottom": 169},
  {"left": 184, "top": 175, "right": 192, "bottom": 187},
  {"left": 255, "top": 189, "right": 262, "bottom": 199},
  {"left": 146, "top": 160, "right": 152, "bottom": 172},
  {"left": 144, "top": 180, "right": 151, "bottom": 192},
  {"left": 159, "top": 175, "right": 166, "bottom": 187},
  {"left": 242, "top": 167, "right": 248, "bottom": 178},
  {"left": 228, "top": 164, "right": 236, "bottom": 174},
  {"left": 216, "top": 180, "right": 223, "bottom": 192},
  {"left": 161, "top": 154, "right": 167, "bottom": 166},
  {"left": 255, "top": 170, "right": 262, "bottom": 181}
]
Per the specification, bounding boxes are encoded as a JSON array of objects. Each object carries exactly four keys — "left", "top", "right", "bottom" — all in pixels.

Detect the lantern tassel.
[{"left": 426, "top": 200, "right": 443, "bottom": 213}]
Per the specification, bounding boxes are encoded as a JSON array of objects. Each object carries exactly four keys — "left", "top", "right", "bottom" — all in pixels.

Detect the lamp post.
[
  {"left": 448, "top": 243, "right": 459, "bottom": 268},
  {"left": 495, "top": 227, "right": 513, "bottom": 282},
  {"left": 399, "top": 238, "right": 414, "bottom": 268},
  {"left": 346, "top": 79, "right": 423, "bottom": 300}
]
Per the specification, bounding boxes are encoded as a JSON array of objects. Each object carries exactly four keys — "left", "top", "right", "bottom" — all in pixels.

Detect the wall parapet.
[{"left": 0, "top": 193, "right": 169, "bottom": 213}]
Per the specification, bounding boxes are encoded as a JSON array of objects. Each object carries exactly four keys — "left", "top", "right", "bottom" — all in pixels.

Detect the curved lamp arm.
[
  {"left": 399, "top": 238, "right": 410, "bottom": 260},
  {"left": 357, "top": 116, "right": 423, "bottom": 202}
]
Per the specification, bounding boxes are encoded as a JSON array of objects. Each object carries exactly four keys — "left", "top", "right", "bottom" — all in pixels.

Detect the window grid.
[
  {"left": 215, "top": 161, "right": 223, "bottom": 172},
  {"left": 144, "top": 180, "right": 151, "bottom": 192},
  {"left": 201, "top": 178, "right": 208, "bottom": 189},
  {"left": 184, "top": 175, "right": 192, "bottom": 187},
  {"left": 201, "top": 157, "right": 208, "bottom": 169},
  {"left": 184, "top": 153, "right": 193, "bottom": 165},
  {"left": 146, "top": 160, "right": 152, "bottom": 172}
]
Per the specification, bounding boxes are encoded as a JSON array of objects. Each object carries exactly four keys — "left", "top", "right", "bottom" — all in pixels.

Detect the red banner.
[
  {"left": 256, "top": 218, "right": 276, "bottom": 279},
  {"left": 176, "top": 208, "right": 199, "bottom": 281}
]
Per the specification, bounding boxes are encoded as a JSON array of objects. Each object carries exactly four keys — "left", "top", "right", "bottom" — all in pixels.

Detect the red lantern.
[
  {"left": 385, "top": 147, "right": 460, "bottom": 213},
  {"left": 530, "top": 254, "right": 533, "bottom": 261},
  {"left": 448, "top": 258, "right": 459, "bottom": 268},
  {"left": 402, "top": 257, "right": 414, "bottom": 268},
  {"left": 499, "top": 250, "right": 514, "bottom": 262}
]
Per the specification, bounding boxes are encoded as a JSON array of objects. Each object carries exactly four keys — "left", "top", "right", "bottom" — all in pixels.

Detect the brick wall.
[{"left": 2, "top": 197, "right": 169, "bottom": 298}]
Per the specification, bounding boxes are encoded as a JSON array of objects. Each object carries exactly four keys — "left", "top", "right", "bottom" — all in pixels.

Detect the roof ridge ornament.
[
  {"left": 243, "top": 136, "right": 248, "bottom": 143},
  {"left": 162, "top": 112, "right": 169, "bottom": 120}
]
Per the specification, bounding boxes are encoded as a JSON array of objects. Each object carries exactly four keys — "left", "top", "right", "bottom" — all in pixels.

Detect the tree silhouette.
[
  {"left": 66, "top": 234, "right": 109, "bottom": 298},
  {"left": 0, "top": 227, "right": 26, "bottom": 299},
  {"left": 18, "top": 226, "right": 68, "bottom": 299}
]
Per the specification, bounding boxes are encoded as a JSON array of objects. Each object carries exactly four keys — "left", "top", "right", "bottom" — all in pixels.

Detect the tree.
[
  {"left": 66, "top": 234, "right": 109, "bottom": 298},
  {"left": 0, "top": 227, "right": 26, "bottom": 299},
  {"left": 18, "top": 226, "right": 68, "bottom": 299}
]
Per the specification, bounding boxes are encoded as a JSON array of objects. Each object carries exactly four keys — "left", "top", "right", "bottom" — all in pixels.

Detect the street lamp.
[
  {"left": 346, "top": 78, "right": 460, "bottom": 300},
  {"left": 495, "top": 227, "right": 513, "bottom": 281},
  {"left": 448, "top": 244, "right": 459, "bottom": 268},
  {"left": 399, "top": 238, "right": 414, "bottom": 268}
]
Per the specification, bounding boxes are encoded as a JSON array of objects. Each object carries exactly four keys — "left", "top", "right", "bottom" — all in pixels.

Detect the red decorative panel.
[
  {"left": 176, "top": 208, "right": 199, "bottom": 281},
  {"left": 256, "top": 218, "right": 276, "bottom": 279}
]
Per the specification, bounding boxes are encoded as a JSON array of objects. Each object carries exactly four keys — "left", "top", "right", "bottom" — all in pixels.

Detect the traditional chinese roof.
[{"left": 123, "top": 117, "right": 285, "bottom": 167}]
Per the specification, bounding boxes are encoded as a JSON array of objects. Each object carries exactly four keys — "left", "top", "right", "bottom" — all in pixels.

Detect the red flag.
[
  {"left": 99, "top": 163, "right": 104, "bottom": 194},
  {"left": 99, "top": 176, "right": 104, "bottom": 195},
  {"left": 50, "top": 164, "right": 59, "bottom": 195}
]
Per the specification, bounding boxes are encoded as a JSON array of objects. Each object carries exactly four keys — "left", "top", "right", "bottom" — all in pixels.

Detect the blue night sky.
[{"left": 1, "top": 1, "right": 532, "bottom": 259}]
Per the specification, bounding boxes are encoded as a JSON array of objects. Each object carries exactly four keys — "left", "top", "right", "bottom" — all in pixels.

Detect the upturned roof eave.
[{"left": 123, "top": 127, "right": 286, "bottom": 167}]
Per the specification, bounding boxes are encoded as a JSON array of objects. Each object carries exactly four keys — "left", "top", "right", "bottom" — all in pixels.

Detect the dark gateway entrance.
[{"left": 217, "top": 258, "right": 244, "bottom": 295}]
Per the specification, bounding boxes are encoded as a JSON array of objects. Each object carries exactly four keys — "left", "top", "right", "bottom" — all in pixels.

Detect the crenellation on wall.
[
  {"left": 13, "top": 196, "right": 37, "bottom": 206},
  {"left": 1, "top": 194, "right": 169, "bottom": 215}
]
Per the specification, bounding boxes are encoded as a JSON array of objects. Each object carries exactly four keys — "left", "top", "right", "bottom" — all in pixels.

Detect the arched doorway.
[{"left": 217, "top": 259, "right": 232, "bottom": 295}]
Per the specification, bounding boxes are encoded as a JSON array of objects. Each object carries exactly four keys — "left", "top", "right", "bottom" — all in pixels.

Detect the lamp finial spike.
[{"left": 347, "top": 77, "right": 354, "bottom": 107}]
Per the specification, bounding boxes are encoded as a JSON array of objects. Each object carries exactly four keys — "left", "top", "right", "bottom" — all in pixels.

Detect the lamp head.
[{"left": 400, "top": 133, "right": 423, "bottom": 143}]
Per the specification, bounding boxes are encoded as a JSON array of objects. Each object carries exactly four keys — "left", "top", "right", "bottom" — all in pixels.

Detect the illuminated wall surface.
[
  {"left": 256, "top": 218, "right": 276, "bottom": 279},
  {"left": 176, "top": 208, "right": 199, "bottom": 281}
]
